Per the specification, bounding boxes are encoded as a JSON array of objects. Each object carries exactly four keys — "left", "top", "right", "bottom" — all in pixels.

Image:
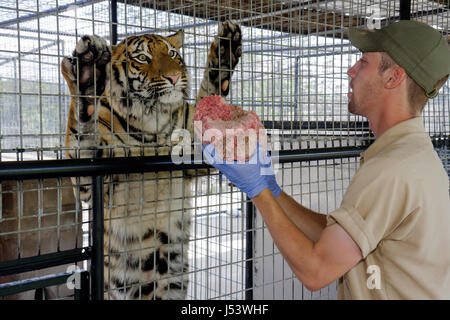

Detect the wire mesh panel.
[
  {"left": 0, "top": 0, "right": 449, "bottom": 300},
  {"left": 0, "top": 177, "right": 84, "bottom": 299},
  {"left": 417, "top": 1, "right": 450, "bottom": 176}
]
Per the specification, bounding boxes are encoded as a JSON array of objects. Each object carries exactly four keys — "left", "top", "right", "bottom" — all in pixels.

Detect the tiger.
[{"left": 61, "top": 20, "right": 242, "bottom": 300}]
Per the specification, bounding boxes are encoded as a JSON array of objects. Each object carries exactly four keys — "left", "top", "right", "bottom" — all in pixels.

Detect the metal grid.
[{"left": 0, "top": 0, "right": 449, "bottom": 300}]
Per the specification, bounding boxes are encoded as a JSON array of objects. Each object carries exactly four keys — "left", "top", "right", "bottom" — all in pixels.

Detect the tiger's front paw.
[
  {"left": 62, "top": 35, "right": 111, "bottom": 95},
  {"left": 208, "top": 20, "right": 242, "bottom": 96},
  {"left": 61, "top": 35, "right": 111, "bottom": 122}
]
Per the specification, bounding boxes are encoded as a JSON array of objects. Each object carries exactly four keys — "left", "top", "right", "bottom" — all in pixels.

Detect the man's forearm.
[
  {"left": 251, "top": 189, "right": 320, "bottom": 289},
  {"left": 251, "top": 189, "right": 362, "bottom": 291},
  {"left": 275, "top": 191, "right": 327, "bottom": 242}
]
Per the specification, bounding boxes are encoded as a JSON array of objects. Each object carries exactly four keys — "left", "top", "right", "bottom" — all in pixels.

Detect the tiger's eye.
[{"left": 169, "top": 50, "right": 177, "bottom": 59}]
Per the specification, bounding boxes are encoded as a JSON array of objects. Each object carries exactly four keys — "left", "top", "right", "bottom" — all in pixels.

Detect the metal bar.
[
  {"left": 0, "top": 271, "right": 79, "bottom": 297},
  {"left": 111, "top": 0, "right": 118, "bottom": 45},
  {"left": 0, "top": 248, "right": 90, "bottom": 277},
  {"left": 91, "top": 175, "right": 104, "bottom": 300},
  {"left": 411, "top": 7, "right": 449, "bottom": 20},
  {"left": 400, "top": 0, "right": 412, "bottom": 20},
  {"left": 0, "top": 147, "right": 367, "bottom": 181},
  {"left": 277, "top": 148, "right": 365, "bottom": 163},
  {"left": 245, "top": 197, "right": 254, "bottom": 300},
  {"left": 294, "top": 56, "right": 300, "bottom": 122},
  {"left": 0, "top": 155, "right": 204, "bottom": 180},
  {"left": 74, "top": 270, "right": 90, "bottom": 300},
  {"left": 0, "top": 41, "right": 60, "bottom": 68},
  {"left": 262, "top": 120, "right": 370, "bottom": 130},
  {"left": 34, "top": 288, "right": 44, "bottom": 300},
  {"left": 0, "top": 0, "right": 104, "bottom": 28},
  {"left": 236, "top": 0, "right": 331, "bottom": 24}
]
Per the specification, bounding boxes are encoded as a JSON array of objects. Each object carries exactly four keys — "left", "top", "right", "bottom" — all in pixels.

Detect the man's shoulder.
[
  {"left": 371, "top": 132, "right": 435, "bottom": 168},
  {"left": 360, "top": 132, "right": 447, "bottom": 186}
]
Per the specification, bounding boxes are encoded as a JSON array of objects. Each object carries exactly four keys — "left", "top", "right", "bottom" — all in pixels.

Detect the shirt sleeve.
[{"left": 327, "top": 159, "right": 414, "bottom": 258}]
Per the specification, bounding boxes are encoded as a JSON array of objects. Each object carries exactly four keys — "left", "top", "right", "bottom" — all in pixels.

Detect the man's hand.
[{"left": 202, "top": 142, "right": 281, "bottom": 199}]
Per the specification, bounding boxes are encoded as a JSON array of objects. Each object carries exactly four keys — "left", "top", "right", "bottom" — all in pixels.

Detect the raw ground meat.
[{"left": 194, "top": 95, "right": 267, "bottom": 162}]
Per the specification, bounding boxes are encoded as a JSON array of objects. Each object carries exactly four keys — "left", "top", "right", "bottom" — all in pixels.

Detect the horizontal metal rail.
[
  {"left": 0, "top": 248, "right": 90, "bottom": 277},
  {"left": 0, "top": 0, "right": 104, "bottom": 28},
  {"left": 0, "top": 146, "right": 365, "bottom": 300},
  {"left": 0, "top": 270, "right": 89, "bottom": 299},
  {"left": 262, "top": 120, "right": 371, "bottom": 131},
  {"left": 0, "top": 147, "right": 366, "bottom": 181}
]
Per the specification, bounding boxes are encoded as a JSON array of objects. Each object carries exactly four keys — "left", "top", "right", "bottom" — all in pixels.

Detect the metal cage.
[{"left": 0, "top": 0, "right": 449, "bottom": 300}]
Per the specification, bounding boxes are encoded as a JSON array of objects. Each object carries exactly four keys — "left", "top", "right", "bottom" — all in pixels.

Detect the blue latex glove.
[{"left": 202, "top": 142, "right": 281, "bottom": 199}]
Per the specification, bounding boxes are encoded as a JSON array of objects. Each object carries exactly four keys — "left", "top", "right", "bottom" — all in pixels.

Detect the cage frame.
[{"left": 0, "top": 0, "right": 449, "bottom": 300}]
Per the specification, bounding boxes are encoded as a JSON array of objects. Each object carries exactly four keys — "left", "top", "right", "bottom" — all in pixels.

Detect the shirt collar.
[{"left": 360, "top": 117, "right": 425, "bottom": 164}]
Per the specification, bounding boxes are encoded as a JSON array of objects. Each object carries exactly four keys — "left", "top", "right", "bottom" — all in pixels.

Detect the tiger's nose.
[{"left": 164, "top": 73, "right": 181, "bottom": 85}]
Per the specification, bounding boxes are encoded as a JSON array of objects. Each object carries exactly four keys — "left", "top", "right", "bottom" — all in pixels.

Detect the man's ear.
[{"left": 384, "top": 66, "right": 407, "bottom": 89}]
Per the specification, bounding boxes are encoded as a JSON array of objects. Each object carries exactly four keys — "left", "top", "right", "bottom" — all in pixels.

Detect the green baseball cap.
[{"left": 348, "top": 20, "right": 450, "bottom": 98}]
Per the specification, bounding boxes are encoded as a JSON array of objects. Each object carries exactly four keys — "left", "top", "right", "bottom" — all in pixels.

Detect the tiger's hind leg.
[
  {"left": 103, "top": 232, "right": 190, "bottom": 300},
  {"left": 197, "top": 20, "right": 242, "bottom": 100}
]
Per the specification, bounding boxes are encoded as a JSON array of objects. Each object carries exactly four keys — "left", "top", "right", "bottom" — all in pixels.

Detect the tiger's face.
[{"left": 110, "top": 32, "right": 189, "bottom": 107}]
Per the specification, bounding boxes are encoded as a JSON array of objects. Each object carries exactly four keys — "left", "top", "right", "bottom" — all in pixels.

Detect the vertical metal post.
[
  {"left": 111, "top": 0, "right": 118, "bottom": 45},
  {"left": 294, "top": 56, "right": 300, "bottom": 122},
  {"left": 91, "top": 175, "right": 104, "bottom": 300},
  {"left": 245, "top": 197, "right": 254, "bottom": 300},
  {"left": 34, "top": 288, "right": 44, "bottom": 300},
  {"left": 75, "top": 270, "right": 90, "bottom": 300},
  {"left": 400, "top": 0, "right": 411, "bottom": 20}
]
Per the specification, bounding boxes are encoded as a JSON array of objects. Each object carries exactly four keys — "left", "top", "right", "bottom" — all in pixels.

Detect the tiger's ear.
[{"left": 167, "top": 30, "right": 184, "bottom": 49}]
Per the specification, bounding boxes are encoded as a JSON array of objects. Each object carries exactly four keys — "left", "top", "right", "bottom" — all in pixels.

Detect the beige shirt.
[{"left": 327, "top": 117, "right": 450, "bottom": 299}]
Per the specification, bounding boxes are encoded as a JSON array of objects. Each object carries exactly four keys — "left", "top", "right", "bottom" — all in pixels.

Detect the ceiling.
[{"left": 122, "top": 0, "right": 450, "bottom": 41}]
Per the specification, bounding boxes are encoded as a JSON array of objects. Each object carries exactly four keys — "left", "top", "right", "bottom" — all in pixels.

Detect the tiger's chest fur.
[
  {"left": 97, "top": 103, "right": 192, "bottom": 300},
  {"left": 97, "top": 41, "right": 194, "bottom": 300},
  {"left": 98, "top": 98, "right": 188, "bottom": 153},
  {"left": 100, "top": 86, "right": 193, "bottom": 301}
]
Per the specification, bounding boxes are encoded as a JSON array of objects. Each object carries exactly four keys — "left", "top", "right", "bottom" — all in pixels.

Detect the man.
[{"left": 203, "top": 20, "right": 450, "bottom": 299}]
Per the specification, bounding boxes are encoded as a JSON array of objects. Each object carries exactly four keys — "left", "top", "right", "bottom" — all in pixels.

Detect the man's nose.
[{"left": 347, "top": 63, "right": 357, "bottom": 78}]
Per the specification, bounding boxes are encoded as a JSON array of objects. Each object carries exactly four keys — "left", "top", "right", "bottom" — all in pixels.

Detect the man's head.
[
  {"left": 348, "top": 20, "right": 450, "bottom": 116},
  {"left": 347, "top": 52, "right": 387, "bottom": 117}
]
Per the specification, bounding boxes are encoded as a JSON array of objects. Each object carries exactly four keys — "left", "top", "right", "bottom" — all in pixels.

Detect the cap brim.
[{"left": 348, "top": 27, "right": 383, "bottom": 52}]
